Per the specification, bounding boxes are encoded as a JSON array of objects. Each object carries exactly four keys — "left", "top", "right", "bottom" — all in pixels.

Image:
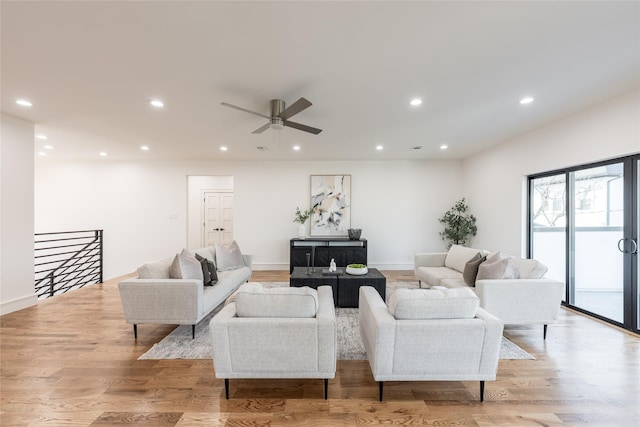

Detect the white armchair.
[
  {"left": 210, "top": 284, "right": 337, "bottom": 399},
  {"left": 359, "top": 286, "right": 503, "bottom": 401}
]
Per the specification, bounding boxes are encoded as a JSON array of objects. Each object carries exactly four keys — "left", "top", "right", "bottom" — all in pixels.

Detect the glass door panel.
[{"left": 570, "top": 163, "right": 624, "bottom": 323}]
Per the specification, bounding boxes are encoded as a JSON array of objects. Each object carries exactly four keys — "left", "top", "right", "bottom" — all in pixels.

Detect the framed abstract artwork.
[{"left": 310, "top": 175, "right": 351, "bottom": 236}]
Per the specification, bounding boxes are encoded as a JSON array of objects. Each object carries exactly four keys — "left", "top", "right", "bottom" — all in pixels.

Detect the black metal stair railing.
[{"left": 34, "top": 230, "right": 103, "bottom": 299}]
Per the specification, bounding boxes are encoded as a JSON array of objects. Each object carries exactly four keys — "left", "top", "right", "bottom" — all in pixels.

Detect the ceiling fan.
[{"left": 221, "top": 97, "right": 322, "bottom": 135}]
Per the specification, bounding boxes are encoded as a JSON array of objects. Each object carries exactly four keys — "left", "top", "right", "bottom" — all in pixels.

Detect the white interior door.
[{"left": 203, "top": 192, "right": 234, "bottom": 246}]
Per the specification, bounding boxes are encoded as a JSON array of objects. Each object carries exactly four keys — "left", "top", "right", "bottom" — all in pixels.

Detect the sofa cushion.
[
  {"left": 439, "top": 277, "right": 469, "bottom": 288},
  {"left": 389, "top": 287, "right": 479, "bottom": 320},
  {"left": 215, "top": 240, "right": 246, "bottom": 271},
  {"left": 225, "top": 282, "right": 262, "bottom": 306},
  {"left": 511, "top": 258, "right": 548, "bottom": 279},
  {"left": 169, "top": 249, "right": 204, "bottom": 280},
  {"left": 136, "top": 257, "right": 173, "bottom": 279},
  {"left": 235, "top": 284, "right": 318, "bottom": 318},
  {"left": 444, "top": 245, "right": 482, "bottom": 273},
  {"left": 463, "top": 253, "right": 486, "bottom": 286},
  {"left": 416, "top": 266, "right": 463, "bottom": 287},
  {"left": 476, "top": 252, "right": 519, "bottom": 280}
]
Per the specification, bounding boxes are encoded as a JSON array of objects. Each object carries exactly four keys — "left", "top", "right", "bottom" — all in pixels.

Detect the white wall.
[
  {"left": 35, "top": 160, "right": 462, "bottom": 279},
  {"left": 1, "top": 113, "right": 36, "bottom": 314},
  {"left": 463, "top": 89, "right": 640, "bottom": 256}
]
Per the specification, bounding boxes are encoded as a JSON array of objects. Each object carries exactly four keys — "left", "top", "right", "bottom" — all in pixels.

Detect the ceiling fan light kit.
[
  {"left": 221, "top": 97, "right": 322, "bottom": 135},
  {"left": 270, "top": 117, "right": 284, "bottom": 130}
]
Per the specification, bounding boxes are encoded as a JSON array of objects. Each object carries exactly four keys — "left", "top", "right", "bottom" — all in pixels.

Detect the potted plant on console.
[{"left": 293, "top": 207, "right": 314, "bottom": 239}]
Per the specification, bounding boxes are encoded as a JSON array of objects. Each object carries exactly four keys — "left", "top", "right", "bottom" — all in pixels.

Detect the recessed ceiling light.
[
  {"left": 220, "top": 146, "right": 228, "bottom": 151},
  {"left": 16, "top": 99, "right": 33, "bottom": 107},
  {"left": 410, "top": 98, "right": 422, "bottom": 106},
  {"left": 37, "top": 152, "right": 46, "bottom": 156},
  {"left": 376, "top": 145, "right": 383, "bottom": 151},
  {"left": 150, "top": 99, "right": 164, "bottom": 108},
  {"left": 44, "top": 145, "right": 53, "bottom": 150},
  {"left": 140, "top": 145, "right": 150, "bottom": 151},
  {"left": 440, "top": 144, "right": 448, "bottom": 150},
  {"left": 520, "top": 96, "right": 534, "bottom": 105},
  {"left": 293, "top": 145, "right": 301, "bottom": 151},
  {"left": 36, "top": 134, "right": 48, "bottom": 140},
  {"left": 99, "top": 152, "right": 107, "bottom": 157}
]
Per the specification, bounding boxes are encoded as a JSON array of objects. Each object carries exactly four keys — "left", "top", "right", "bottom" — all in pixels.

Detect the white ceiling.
[{"left": 2, "top": 1, "right": 639, "bottom": 161}]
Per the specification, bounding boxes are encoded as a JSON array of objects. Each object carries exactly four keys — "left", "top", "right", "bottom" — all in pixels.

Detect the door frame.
[
  {"left": 201, "top": 190, "right": 233, "bottom": 247},
  {"left": 186, "top": 176, "right": 234, "bottom": 250}
]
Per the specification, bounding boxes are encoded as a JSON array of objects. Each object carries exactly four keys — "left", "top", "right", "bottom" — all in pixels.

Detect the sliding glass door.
[
  {"left": 529, "top": 154, "right": 639, "bottom": 333},
  {"left": 571, "top": 164, "right": 624, "bottom": 322}
]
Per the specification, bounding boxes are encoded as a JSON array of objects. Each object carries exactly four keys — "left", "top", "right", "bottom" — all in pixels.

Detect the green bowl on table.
[{"left": 346, "top": 264, "right": 368, "bottom": 275}]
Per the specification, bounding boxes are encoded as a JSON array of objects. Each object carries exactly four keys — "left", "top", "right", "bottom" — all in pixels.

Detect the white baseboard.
[
  {"left": 368, "top": 263, "right": 414, "bottom": 270},
  {"left": 0, "top": 293, "right": 37, "bottom": 315},
  {"left": 251, "top": 263, "right": 290, "bottom": 271},
  {"left": 251, "top": 263, "right": 414, "bottom": 271}
]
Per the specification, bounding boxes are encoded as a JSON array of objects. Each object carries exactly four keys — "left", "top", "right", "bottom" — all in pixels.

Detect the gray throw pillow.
[
  {"left": 169, "top": 249, "right": 203, "bottom": 280},
  {"left": 476, "top": 254, "right": 519, "bottom": 280},
  {"left": 215, "top": 240, "right": 246, "bottom": 271},
  {"left": 195, "top": 253, "right": 217, "bottom": 286},
  {"left": 463, "top": 253, "right": 486, "bottom": 286}
]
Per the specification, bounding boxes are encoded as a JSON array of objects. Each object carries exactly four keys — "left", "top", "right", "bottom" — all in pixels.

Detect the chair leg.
[
  {"left": 379, "top": 381, "right": 384, "bottom": 402},
  {"left": 418, "top": 280, "right": 422, "bottom": 288},
  {"left": 543, "top": 324, "right": 548, "bottom": 340},
  {"left": 192, "top": 325, "right": 196, "bottom": 339},
  {"left": 324, "top": 378, "right": 328, "bottom": 400},
  {"left": 133, "top": 324, "right": 137, "bottom": 340},
  {"left": 480, "top": 381, "right": 485, "bottom": 402},
  {"left": 224, "top": 379, "right": 229, "bottom": 399}
]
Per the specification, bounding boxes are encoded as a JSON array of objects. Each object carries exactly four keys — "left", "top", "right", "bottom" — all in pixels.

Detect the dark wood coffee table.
[
  {"left": 289, "top": 267, "right": 339, "bottom": 304},
  {"left": 337, "top": 268, "right": 386, "bottom": 308},
  {"left": 289, "top": 266, "right": 386, "bottom": 308}
]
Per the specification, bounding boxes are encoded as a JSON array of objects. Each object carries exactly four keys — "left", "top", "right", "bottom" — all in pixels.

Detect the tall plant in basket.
[{"left": 439, "top": 198, "right": 477, "bottom": 248}]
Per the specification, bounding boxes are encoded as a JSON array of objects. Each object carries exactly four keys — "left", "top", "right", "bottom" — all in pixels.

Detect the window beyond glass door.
[{"left": 531, "top": 174, "right": 567, "bottom": 299}]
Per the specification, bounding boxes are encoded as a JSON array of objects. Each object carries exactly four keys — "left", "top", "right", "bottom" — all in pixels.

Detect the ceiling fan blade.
[
  {"left": 278, "top": 97, "right": 312, "bottom": 120},
  {"left": 251, "top": 122, "right": 271, "bottom": 134},
  {"left": 221, "top": 102, "right": 270, "bottom": 119},
  {"left": 284, "top": 120, "right": 322, "bottom": 135}
]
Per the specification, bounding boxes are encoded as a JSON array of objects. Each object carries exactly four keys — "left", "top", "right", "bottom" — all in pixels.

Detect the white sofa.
[
  {"left": 415, "top": 245, "right": 564, "bottom": 339},
  {"left": 359, "top": 286, "right": 503, "bottom": 402},
  {"left": 118, "top": 246, "right": 252, "bottom": 339},
  {"left": 210, "top": 283, "right": 337, "bottom": 399}
]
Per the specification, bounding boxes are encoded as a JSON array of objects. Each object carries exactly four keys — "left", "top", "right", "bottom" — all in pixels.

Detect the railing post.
[
  {"left": 98, "top": 229, "right": 103, "bottom": 283},
  {"left": 49, "top": 273, "right": 54, "bottom": 297}
]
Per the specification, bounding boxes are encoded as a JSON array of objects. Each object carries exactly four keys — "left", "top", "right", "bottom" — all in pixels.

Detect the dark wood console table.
[{"left": 289, "top": 238, "right": 367, "bottom": 273}]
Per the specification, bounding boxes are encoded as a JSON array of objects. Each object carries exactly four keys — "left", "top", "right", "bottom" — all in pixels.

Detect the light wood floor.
[{"left": 1, "top": 271, "right": 639, "bottom": 426}]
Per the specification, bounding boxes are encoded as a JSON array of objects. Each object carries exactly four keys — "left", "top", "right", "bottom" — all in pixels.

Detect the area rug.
[{"left": 139, "top": 282, "right": 534, "bottom": 361}]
